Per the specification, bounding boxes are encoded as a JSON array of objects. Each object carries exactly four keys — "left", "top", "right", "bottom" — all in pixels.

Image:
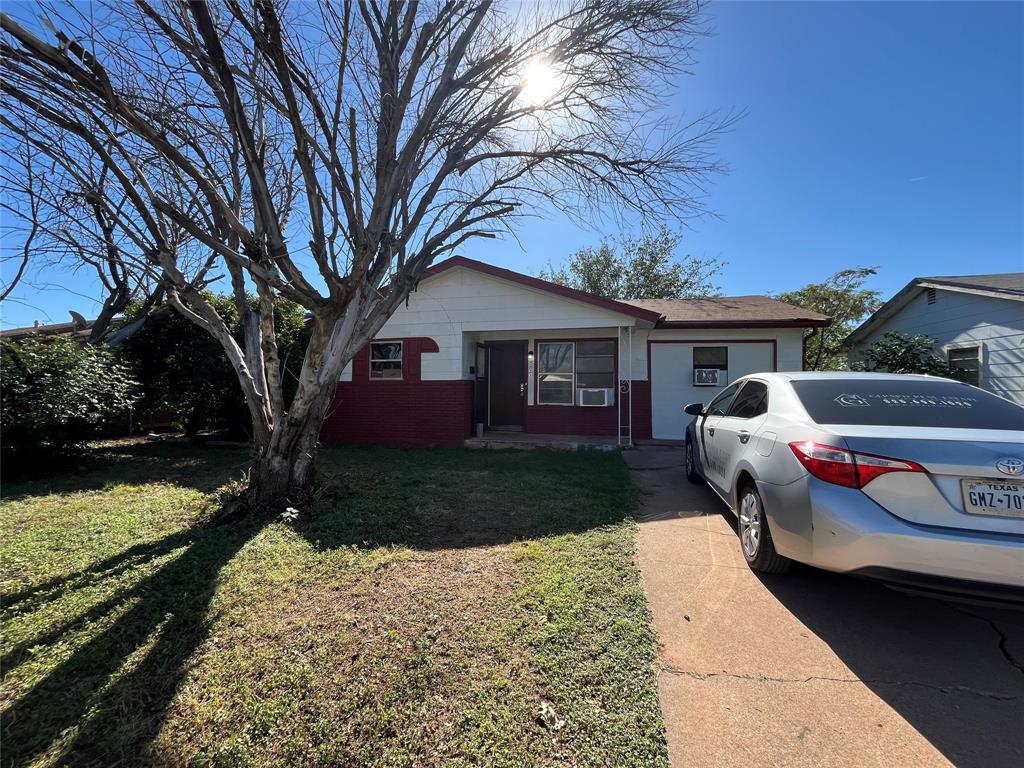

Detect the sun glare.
[{"left": 520, "top": 58, "right": 563, "bottom": 106}]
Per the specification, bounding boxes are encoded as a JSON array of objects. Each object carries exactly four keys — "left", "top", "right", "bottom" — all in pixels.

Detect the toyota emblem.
[{"left": 995, "top": 457, "right": 1024, "bottom": 476}]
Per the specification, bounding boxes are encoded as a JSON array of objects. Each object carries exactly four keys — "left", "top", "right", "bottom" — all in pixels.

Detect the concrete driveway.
[{"left": 625, "top": 446, "right": 1024, "bottom": 768}]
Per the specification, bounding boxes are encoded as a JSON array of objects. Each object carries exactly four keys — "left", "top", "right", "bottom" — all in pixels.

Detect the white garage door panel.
[{"left": 650, "top": 343, "right": 774, "bottom": 440}]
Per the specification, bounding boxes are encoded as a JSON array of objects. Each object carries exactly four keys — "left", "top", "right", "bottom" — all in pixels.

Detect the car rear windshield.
[{"left": 790, "top": 379, "right": 1024, "bottom": 429}]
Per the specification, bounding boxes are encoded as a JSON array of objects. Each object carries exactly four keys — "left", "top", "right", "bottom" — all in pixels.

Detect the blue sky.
[
  {"left": 475, "top": 0, "right": 1024, "bottom": 293},
  {"left": 2, "top": 0, "right": 1022, "bottom": 328}
]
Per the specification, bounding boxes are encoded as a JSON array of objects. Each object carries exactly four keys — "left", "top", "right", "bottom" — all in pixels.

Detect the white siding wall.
[
  {"left": 642, "top": 328, "right": 805, "bottom": 440},
  {"left": 353, "top": 266, "right": 640, "bottom": 382},
  {"left": 629, "top": 327, "right": 805, "bottom": 380},
  {"left": 851, "top": 289, "right": 1024, "bottom": 405},
  {"left": 342, "top": 266, "right": 810, "bottom": 415}
]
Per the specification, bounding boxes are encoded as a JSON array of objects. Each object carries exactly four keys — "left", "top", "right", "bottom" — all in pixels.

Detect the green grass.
[{"left": 1, "top": 441, "right": 667, "bottom": 768}]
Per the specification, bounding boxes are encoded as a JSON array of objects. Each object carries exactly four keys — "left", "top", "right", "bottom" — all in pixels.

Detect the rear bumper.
[{"left": 759, "top": 476, "right": 1024, "bottom": 590}]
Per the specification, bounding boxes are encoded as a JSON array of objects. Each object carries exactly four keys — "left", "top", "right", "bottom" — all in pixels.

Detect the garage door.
[{"left": 650, "top": 342, "right": 774, "bottom": 440}]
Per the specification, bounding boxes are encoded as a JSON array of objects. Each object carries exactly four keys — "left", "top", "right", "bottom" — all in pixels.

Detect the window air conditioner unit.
[
  {"left": 578, "top": 388, "right": 613, "bottom": 406},
  {"left": 693, "top": 368, "right": 723, "bottom": 386}
]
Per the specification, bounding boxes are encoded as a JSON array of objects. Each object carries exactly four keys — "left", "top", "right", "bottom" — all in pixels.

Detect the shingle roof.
[
  {"left": 622, "top": 296, "right": 831, "bottom": 328},
  {"left": 846, "top": 272, "right": 1024, "bottom": 346},
  {"left": 917, "top": 273, "right": 1024, "bottom": 296}
]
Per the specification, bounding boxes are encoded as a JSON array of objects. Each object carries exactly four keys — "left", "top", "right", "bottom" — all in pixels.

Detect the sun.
[{"left": 520, "top": 58, "right": 563, "bottom": 107}]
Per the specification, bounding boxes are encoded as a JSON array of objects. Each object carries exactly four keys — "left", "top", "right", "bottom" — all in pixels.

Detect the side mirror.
[{"left": 683, "top": 402, "right": 704, "bottom": 416}]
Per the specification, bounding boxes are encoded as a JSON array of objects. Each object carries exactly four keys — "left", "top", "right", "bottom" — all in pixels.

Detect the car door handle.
[
  {"left": 737, "top": 430, "right": 751, "bottom": 444},
  {"left": 707, "top": 427, "right": 715, "bottom": 437}
]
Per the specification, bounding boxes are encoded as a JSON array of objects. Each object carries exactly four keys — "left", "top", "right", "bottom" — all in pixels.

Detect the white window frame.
[
  {"left": 536, "top": 340, "right": 616, "bottom": 406},
  {"left": 944, "top": 342, "right": 984, "bottom": 387},
  {"left": 574, "top": 340, "right": 616, "bottom": 399},
  {"left": 369, "top": 340, "right": 403, "bottom": 380},
  {"left": 537, "top": 341, "right": 575, "bottom": 405}
]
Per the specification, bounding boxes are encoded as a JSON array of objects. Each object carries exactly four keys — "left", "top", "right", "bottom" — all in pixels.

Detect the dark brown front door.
[{"left": 488, "top": 342, "right": 526, "bottom": 430}]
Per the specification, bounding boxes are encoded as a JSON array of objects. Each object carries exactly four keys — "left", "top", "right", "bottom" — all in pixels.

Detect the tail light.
[{"left": 788, "top": 441, "right": 926, "bottom": 489}]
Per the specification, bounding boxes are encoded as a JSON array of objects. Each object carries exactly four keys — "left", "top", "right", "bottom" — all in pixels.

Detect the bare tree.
[
  {"left": 1, "top": 0, "right": 726, "bottom": 509},
  {"left": 0, "top": 134, "right": 182, "bottom": 340}
]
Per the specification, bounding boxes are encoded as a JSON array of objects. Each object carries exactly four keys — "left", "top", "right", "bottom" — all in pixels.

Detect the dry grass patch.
[{"left": 2, "top": 443, "right": 666, "bottom": 767}]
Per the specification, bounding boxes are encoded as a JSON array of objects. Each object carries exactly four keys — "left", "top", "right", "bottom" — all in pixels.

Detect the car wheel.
[
  {"left": 737, "top": 482, "right": 791, "bottom": 574},
  {"left": 685, "top": 440, "right": 701, "bottom": 483}
]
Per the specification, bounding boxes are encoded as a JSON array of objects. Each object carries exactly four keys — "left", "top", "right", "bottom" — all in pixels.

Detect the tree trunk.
[
  {"left": 243, "top": 311, "right": 353, "bottom": 512},
  {"left": 245, "top": 388, "right": 333, "bottom": 511}
]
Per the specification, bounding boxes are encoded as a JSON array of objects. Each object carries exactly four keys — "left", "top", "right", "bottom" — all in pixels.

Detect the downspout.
[{"left": 802, "top": 326, "right": 819, "bottom": 371}]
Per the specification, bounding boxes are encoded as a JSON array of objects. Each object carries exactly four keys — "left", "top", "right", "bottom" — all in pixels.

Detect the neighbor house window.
[
  {"left": 947, "top": 345, "right": 980, "bottom": 386},
  {"left": 537, "top": 340, "right": 616, "bottom": 405},
  {"left": 369, "top": 341, "right": 403, "bottom": 379}
]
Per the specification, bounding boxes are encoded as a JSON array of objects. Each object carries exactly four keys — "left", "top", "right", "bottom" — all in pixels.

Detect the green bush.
[
  {"left": 1, "top": 336, "right": 138, "bottom": 470},
  {"left": 119, "top": 296, "right": 309, "bottom": 438},
  {"left": 852, "top": 331, "right": 950, "bottom": 375}
]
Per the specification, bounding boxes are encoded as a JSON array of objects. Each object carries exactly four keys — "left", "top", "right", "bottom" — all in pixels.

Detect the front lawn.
[{"left": 1, "top": 442, "right": 666, "bottom": 767}]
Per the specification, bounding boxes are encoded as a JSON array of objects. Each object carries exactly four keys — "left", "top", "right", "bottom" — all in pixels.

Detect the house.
[
  {"left": 320, "top": 256, "right": 829, "bottom": 447},
  {"left": 845, "top": 273, "right": 1024, "bottom": 406},
  {"left": 0, "top": 314, "right": 95, "bottom": 341}
]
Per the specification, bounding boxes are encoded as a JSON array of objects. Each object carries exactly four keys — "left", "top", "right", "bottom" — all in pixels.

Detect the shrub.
[
  {"left": 1, "top": 336, "right": 138, "bottom": 470},
  {"left": 119, "top": 296, "right": 309, "bottom": 438},
  {"left": 852, "top": 331, "right": 950, "bottom": 376}
]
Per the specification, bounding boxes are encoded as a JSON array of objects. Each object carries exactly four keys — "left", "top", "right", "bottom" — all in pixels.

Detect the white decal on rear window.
[
  {"left": 870, "top": 394, "right": 977, "bottom": 408},
  {"left": 834, "top": 394, "right": 870, "bottom": 407}
]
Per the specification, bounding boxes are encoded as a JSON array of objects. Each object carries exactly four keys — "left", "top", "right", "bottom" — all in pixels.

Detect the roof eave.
[
  {"left": 915, "top": 280, "right": 1024, "bottom": 302},
  {"left": 845, "top": 279, "right": 923, "bottom": 347},
  {"left": 655, "top": 318, "right": 831, "bottom": 330}
]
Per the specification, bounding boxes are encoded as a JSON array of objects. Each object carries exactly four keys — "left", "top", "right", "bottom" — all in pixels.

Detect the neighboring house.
[
  {"left": 0, "top": 314, "right": 95, "bottom": 341},
  {"left": 845, "top": 273, "right": 1024, "bottom": 406},
  {"left": 320, "top": 256, "right": 829, "bottom": 446}
]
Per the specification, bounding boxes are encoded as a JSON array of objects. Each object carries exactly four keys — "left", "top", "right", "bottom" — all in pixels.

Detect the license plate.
[{"left": 961, "top": 478, "right": 1024, "bottom": 518}]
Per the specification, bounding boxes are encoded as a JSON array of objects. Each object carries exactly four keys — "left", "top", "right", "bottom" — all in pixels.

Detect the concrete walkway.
[{"left": 625, "top": 446, "right": 1024, "bottom": 768}]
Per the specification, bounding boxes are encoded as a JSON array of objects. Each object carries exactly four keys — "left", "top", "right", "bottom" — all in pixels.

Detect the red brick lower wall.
[
  {"left": 523, "top": 381, "right": 652, "bottom": 438},
  {"left": 629, "top": 380, "right": 652, "bottom": 440},
  {"left": 320, "top": 378, "right": 653, "bottom": 445},
  {"left": 320, "top": 380, "right": 473, "bottom": 447},
  {"left": 524, "top": 404, "right": 618, "bottom": 436}
]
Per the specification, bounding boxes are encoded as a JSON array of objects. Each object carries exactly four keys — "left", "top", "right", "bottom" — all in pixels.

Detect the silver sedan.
[{"left": 683, "top": 372, "right": 1024, "bottom": 600}]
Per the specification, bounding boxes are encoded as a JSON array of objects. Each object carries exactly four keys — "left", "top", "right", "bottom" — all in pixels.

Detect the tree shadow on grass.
[
  {"left": 1, "top": 441, "right": 251, "bottom": 502},
  {"left": 1, "top": 517, "right": 265, "bottom": 767},
  {"left": 2, "top": 445, "right": 639, "bottom": 765}
]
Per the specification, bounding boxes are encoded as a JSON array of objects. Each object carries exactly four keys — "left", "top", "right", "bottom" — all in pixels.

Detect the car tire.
[
  {"left": 737, "top": 482, "right": 791, "bottom": 574},
  {"left": 685, "top": 439, "right": 701, "bottom": 483}
]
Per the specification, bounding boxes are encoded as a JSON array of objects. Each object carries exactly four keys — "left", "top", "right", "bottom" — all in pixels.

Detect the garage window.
[
  {"left": 693, "top": 346, "right": 728, "bottom": 387},
  {"left": 369, "top": 341, "right": 403, "bottom": 379}
]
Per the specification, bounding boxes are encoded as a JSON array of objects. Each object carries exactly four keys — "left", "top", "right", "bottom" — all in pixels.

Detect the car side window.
[
  {"left": 727, "top": 381, "right": 769, "bottom": 419},
  {"left": 706, "top": 382, "right": 741, "bottom": 417}
]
